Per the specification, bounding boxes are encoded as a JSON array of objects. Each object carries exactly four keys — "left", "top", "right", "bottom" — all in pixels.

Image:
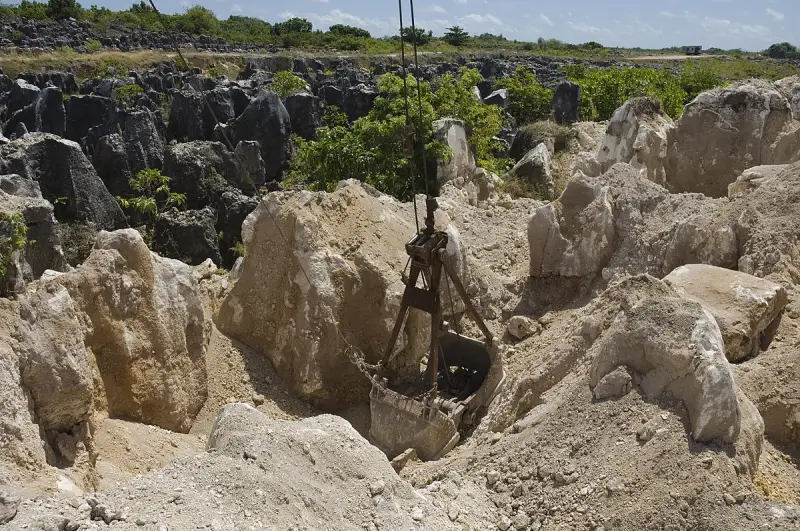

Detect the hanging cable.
[
  {"left": 397, "top": 0, "right": 420, "bottom": 234},
  {"left": 407, "top": 0, "right": 430, "bottom": 199}
]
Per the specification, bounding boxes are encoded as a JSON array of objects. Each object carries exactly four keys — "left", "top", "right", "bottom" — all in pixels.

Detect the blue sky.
[{"left": 100, "top": 0, "right": 795, "bottom": 50}]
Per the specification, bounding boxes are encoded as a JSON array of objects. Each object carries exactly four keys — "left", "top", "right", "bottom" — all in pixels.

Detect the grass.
[{"left": 510, "top": 121, "right": 578, "bottom": 161}]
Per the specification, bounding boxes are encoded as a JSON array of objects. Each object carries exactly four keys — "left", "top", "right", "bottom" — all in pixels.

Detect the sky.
[{"left": 97, "top": 0, "right": 795, "bottom": 50}]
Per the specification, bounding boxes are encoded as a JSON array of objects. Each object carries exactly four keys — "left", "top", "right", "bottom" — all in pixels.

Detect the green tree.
[
  {"left": 329, "top": 24, "right": 370, "bottom": 38},
  {"left": 17, "top": 0, "right": 49, "bottom": 19},
  {"left": 273, "top": 17, "right": 312, "bottom": 35},
  {"left": 129, "top": 0, "right": 152, "bottom": 12},
  {"left": 443, "top": 26, "right": 469, "bottom": 46},
  {"left": 765, "top": 42, "right": 800, "bottom": 59},
  {"left": 0, "top": 213, "right": 28, "bottom": 283},
  {"left": 400, "top": 27, "right": 432, "bottom": 45},
  {"left": 174, "top": 5, "right": 219, "bottom": 34},
  {"left": 46, "top": 0, "right": 80, "bottom": 20}
]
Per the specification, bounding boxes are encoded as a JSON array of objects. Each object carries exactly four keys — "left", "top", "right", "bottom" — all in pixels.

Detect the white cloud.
[
  {"left": 567, "top": 21, "right": 608, "bottom": 33},
  {"left": 279, "top": 11, "right": 295, "bottom": 19},
  {"left": 539, "top": 13, "right": 553, "bottom": 26},
  {"left": 700, "top": 16, "right": 769, "bottom": 36},
  {"left": 658, "top": 10, "right": 676, "bottom": 18},
  {"left": 230, "top": 3, "right": 242, "bottom": 12},
  {"left": 454, "top": 0, "right": 467, "bottom": 4},
  {"left": 459, "top": 13, "right": 501, "bottom": 25},
  {"left": 312, "top": 0, "right": 330, "bottom": 3},
  {"left": 301, "top": 9, "right": 394, "bottom": 31},
  {"left": 766, "top": 8, "right": 784, "bottom": 21},
  {"left": 429, "top": 4, "right": 446, "bottom": 13}
]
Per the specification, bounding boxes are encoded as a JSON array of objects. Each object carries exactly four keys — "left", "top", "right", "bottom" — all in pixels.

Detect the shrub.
[
  {"left": 116, "top": 169, "right": 186, "bottom": 218},
  {"left": 0, "top": 212, "right": 28, "bottom": 281},
  {"left": 270, "top": 70, "right": 306, "bottom": 99},
  {"left": 510, "top": 121, "right": 576, "bottom": 161},
  {"left": 677, "top": 61, "right": 722, "bottom": 103},
  {"left": 85, "top": 38, "right": 102, "bottom": 52},
  {"left": 329, "top": 24, "right": 370, "bottom": 38},
  {"left": 443, "top": 26, "right": 469, "bottom": 47},
  {"left": 765, "top": 42, "right": 800, "bottom": 60},
  {"left": 17, "top": 0, "right": 48, "bottom": 19},
  {"left": 111, "top": 83, "right": 144, "bottom": 110},
  {"left": 495, "top": 67, "right": 554, "bottom": 125},
  {"left": 567, "top": 67, "right": 686, "bottom": 120}
]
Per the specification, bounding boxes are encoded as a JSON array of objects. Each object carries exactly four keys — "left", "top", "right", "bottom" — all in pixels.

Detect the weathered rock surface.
[
  {"left": 152, "top": 207, "right": 222, "bottom": 266},
  {"left": 0, "top": 133, "right": 127, "bottom": 230},
  {"left": 92, "top": 133, "right": 133, "bottom": 198},
  {"left": 218, "top": 182, "right": 467, "bottom": 410},
  {"left": 664, "top": 264, "right": 788, "bottom": 362},
  {"left": 597, "top": 97, "right": 674, "bottom": 186},
  {"left": 774, "top": 75, "right": 800, "bottom": 117},
  {"left": 285, "top": 92, "right": 321, "bottom": 140},
  {"left": 49, "top": 229, "right": 210, "bottom": 432},
  {"left": 665, "top": 80, "right": 800, "bottom": 197},
  {"left": 505, "top": 144, "right": 554, "bottom": 199},
  {"left": 484, "top": 88, "right": 509, "bottom": 108},
  {"left": 528, "top": 170, "right": 613, "bottom": 278},
  {"left": 232, "top": 90, "right": 292, "bottom": 181},
  {"left": 122, "top": 107, "right": 164, "bottom": 175},
  {"left": 433, "top": 118, "right": 476, "bottom": 184},
  {"left": 0, "top": 174, "right": 66, "bottom": 292},
  {"left": 552, "top": 81, "right": 581, "bottom": 125}
]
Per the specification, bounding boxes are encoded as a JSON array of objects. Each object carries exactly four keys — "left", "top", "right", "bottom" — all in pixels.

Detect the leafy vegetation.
[
  {"left": 111, "top": 83, "right": 144, "bottom": 109},
  {"left": 116, "top": 169, "right": 186, "bottom": 218},
  {"left": 765, "top": 42, "right": 800, "bottom": 60},
  {"left": 495, "top": 67, "right": 554, "bottom": 125},
  {"left": 0, "top": 213, "right": 28, "bottom": 283},
  {"left": 443, "top": 26, "right": 468, "bottom": 47},
  {"left": 291, "top": 68, "right": 509, "bottom": 198},
  {"left": 270, "top": 70, "right": 306, "bottom": 99}
]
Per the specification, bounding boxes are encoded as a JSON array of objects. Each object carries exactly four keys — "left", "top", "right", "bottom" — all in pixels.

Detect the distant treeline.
[{"left": 0, "top": 0, "right": 798, "bottom": 57}]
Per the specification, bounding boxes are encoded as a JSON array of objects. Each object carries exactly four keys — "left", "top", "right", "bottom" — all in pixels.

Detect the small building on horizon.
[{"left": 682, "top": 45, "right": 703, "bottom": 55}]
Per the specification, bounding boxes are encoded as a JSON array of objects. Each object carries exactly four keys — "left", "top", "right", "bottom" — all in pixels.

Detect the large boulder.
[
  {"left": 151, "top": 207, "right": 222, "bottom": 266},
  {"left": 552, "top": 81, "right": 580, "bottom": 125},
  {"left": 166, "top": 90, "right": 204, "bottom": 142},
  {"left": 432, "top": 118, "right": 476, "bottom": 184},
  {"left": 596, "top": 97, "right": 674, "bottom": 186},
  {"left": 92, "top": 134, "right": 133, "bottom": 198},
  {"left": 162, "top": 141, "right": 264, "bottom": 209},
  {"left": 0, "top": 175, "right": 66, "bottom": 293},
  {"left": 3, "top": 86, "right": 66, "bottom": 137},
  {"left": 0, "top": 134, "right": 127, "bottom": 230},
  {"left": 64, "top": 94, "right": 117, "bottom": 147},
  {"left": 122, "top": 107, "right": 164, "bottom": 175},
  {"left": 528, "top": 171, "right": 613, "bottom": 278},
  {"left": 17, "top": 284, "right": 92, "bottom": 435},
  {"left": 232, "top": 90, "right": 292, "bottom": 181},
  {"left": 217, "top": 182, "right": 465, "bottom": 410},
  {"left": 505, "top": 144, "right": 554, "bottom": 199},
  {"left": 483, "top": 88, "right": 509, "bottom": 109},
  {"left": 665, "top": 80, "right": 800, "bottom": 197},
  {"left": 50, "top": 229, "right": 210, "bottom": 433},
  {"left": 285, "top": 92, "right": 322, "bottom": 140},
  {"left": 589, "top": 277, "right": 762, "bottom": 447},
  {"left": 664, "top": 264, "right": 788, "bottom": 362},
  {"left": 8, "top": 79, "right": 39, "bottom": 115},
  {"left": 343, "top": 84, "right": 378, "bottom": 122},
  {"left": 201, "top": 88, "right": 235, "bottom": 140}
]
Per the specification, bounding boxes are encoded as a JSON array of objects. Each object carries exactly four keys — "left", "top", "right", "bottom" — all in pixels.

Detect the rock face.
[
  {"left": 162, "top": 141, "right": 264, "bottom": 208},
  {"left": 123, "top": 107, "right": 164, "bottom": 175},
  {"left": 218, "top": 182, "right": 466, "bottom": 410},
  {"left": 233, "top": 90, "right": 292, "bottom": 181},
  {"left": 343, "top": 84, "right": 378, "bottom": 122},
  {"left": 484, "top": 88, "right": 509, "bottom": 108},
  {"left": 774, "top": 75, "right": 800, "bottom": 117},
  {"left": 664, "top": 264, "right": 788, "bottom": 362},
  {"left": 217, "top": 190, "right": 259, "bottom": 268},
  {"left": 17, "top": 284, "right": 92, "bottom": 433},
  {"left": 285, "top": 92, "right": 322, "bottom": 140},
  {"left": 665, "top": 80, "right": 800, "bottom": 197},
  {"left": 152, "top": 207, "right": 222, "bottom": 266},
  {"left": 92, "top": 134, "right": 133, "bottom": 197},
  {"left": 65, "top": 94, "right": 117, "bottom": 146},
  {"left": 0, "top": 175, "right": 66, "bottom": 293},
  {"left": 0, "top": 133, "right": 127, "bottom": 230},
  {"left": 590, "top": 280, "right": 756, "bottom": 444},
  {"left": 433, "top": 118, "right": 476, "bottom": 184},
  {"left": 506, "top": 144, "right": 554, "bottom": 199},
  {"left": 50, "top": 229, "right": 210, "bottom": 433},
  {"left": 528, "top": 171, "right": 614, "bottom": 278},
  {"left": 552, "top": 81, "right": 580, "bottom": 125},
  {"left": 596, "top": 97, "right": 674, "bottom": 186},
  {"left": 4, "top": 86, "right": 66, "bottom": 137},
  {"left": 166, "top": 91, "right": 204, "bottom": 142}
]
